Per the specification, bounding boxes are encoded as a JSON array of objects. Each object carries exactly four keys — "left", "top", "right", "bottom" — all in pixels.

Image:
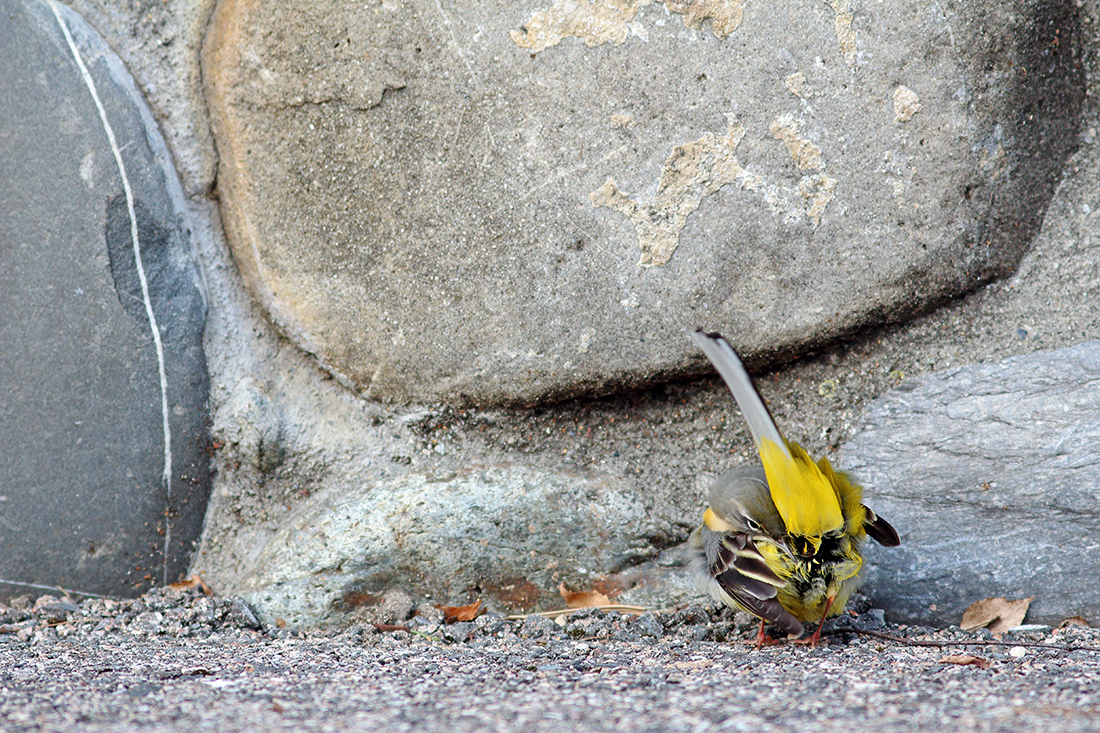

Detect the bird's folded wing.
[{"left": 713, "top": 534, "right": 804, "bottom": 637}]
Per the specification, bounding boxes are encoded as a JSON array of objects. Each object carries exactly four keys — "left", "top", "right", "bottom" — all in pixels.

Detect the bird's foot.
[{"left": 791, "top": 626, "right": 828, "bottom": 647}]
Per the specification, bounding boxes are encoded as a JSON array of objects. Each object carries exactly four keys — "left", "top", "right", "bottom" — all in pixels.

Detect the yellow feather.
[
  {"left": 758, "top": 437, "right": 844, "bottom": 540},
  {"left": 815, "top": 453, "right": 868, "bottom": 540},
  {"left": 756, "top": 534, "right": 863, "bottom": 622},
  {"left": 702, "top": 507, "right": 736, "bottom": 533}
]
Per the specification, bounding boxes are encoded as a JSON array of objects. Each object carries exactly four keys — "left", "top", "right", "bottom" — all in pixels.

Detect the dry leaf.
[
  {"left": 940, "top": 654, "right": 991, "bottom": 670},
  {"left": 1060, "top": 616, "right": 1091, "bottom": 629},
  {"left": 168, "top": 575, "right": 211, "bottom": 595},
  {"left": 960, "top": 596, "right": 1033, "bottom": 636},
  {"left": 435, "top": 600, "right": 482, "bottom": 623},
  {"left": 590, "top": 576, "right": 626, "bottom": 602},
  {"left": 558, "top": 583, "right": 611, "bottom": 609}
]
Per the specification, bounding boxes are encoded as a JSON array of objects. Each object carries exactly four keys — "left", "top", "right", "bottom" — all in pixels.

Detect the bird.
[{"left": 687, "top": 330, "right": 900, "bottom": 645}]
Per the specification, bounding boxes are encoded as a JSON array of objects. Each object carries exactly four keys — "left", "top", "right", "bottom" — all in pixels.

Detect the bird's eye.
[{"left": 745, "top": 517, "right": 762, "bottom": 533}]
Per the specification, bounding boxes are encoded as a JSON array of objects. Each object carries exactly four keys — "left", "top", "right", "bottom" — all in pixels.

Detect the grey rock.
[
  {"left": 520, "top": 613, "right": 560, "bottom": 639},
  {"left": 630, "top": 610, "right": 665, "bottom": 638},
  {"left": 225, "top": 597, "right": 261, "bottom": 630},
  {"left": 226, "top": 463, "right": 668, "bottom": 627},
  {"left": 844, "top": 341, "right": 1100, "bottom": 626},
  {"left": 407, "top": 616, "right": 439, "bottom": 635},
  {"left": 442, "top": 621, "right": 476, "bottom": 642},
  {"left": 474, "top": 613, "right": 512, "bottom": 639},
  {"left": 564, "top": 607, "right": 615, "bottom": 639},
  {"left": 203, "top": 0, "right": 1082, "bottom": 406},
  {"left": 0, "top": 0, "right": 210, "bottom": 598},
  {"left": 352, "top": 589, "right": 415, "bottom": 627},
  {"left": 829, "top": 607, "right": 887, "bottom": 632},
  {"left": 664, "top": 604, "right": 711, "bottom": 630},
  {"left": 35, "top": 600, "right": 82, "bottom": 623},
  {"left": 616, "top": 544, "right": 705, "bottom": 610},
  {"left": 413, "top": 599, "right": 444, "bottom": 624}
]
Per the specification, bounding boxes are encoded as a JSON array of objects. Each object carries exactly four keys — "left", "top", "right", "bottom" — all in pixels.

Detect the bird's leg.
[
  {"left": 753, "top": 618, "right": 768, "bottom": 647},
  {"left": 795, "top": 594, "right": 836, "bottom": 647},
  {"left": 751, "top": 618, "right": 784, "bottom": 648}
]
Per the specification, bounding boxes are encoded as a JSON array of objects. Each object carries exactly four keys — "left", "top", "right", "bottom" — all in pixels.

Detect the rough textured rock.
[
  {"left": 0, "top": 0, "right": 211, "bottom": 599},
  {"left": 228, "top": 463, "right": 670, "bottom": 627},
  {"left": 203, "top": 0, "right": 1083, "bottom": 406},
  {"left": 844, "top": 342, "right": 1100, "bottom": 626},
  {"left": 66, "top": 0, "right": 219, "bottom": 198}
]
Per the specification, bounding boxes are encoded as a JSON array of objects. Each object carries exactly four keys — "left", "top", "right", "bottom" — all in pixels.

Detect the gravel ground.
[{"left": 2, "top": 587, "right": 1099, "bottom": 732}]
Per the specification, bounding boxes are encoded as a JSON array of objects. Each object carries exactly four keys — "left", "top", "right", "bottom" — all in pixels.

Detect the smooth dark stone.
[{"left": 0, "top": 0, "right": 211, "bottom": 599}]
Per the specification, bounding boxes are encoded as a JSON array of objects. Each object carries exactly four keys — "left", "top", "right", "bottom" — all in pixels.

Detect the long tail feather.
[{"left": 690, "top": 330, "right": 789, "bottom": 458}]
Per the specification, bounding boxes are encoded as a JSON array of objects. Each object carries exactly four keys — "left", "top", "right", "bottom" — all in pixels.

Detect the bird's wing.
[{"left": 711, "top": 533, "right": 804, "bottom": 637}]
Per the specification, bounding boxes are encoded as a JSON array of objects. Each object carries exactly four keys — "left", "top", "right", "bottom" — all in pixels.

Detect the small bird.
[{"left": 688, "top": 330, "right": 900, "bottom": 645}]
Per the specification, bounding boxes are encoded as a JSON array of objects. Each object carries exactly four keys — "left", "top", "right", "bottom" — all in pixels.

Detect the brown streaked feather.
[
  {"left": 711, "top": 534, "right": 784, "bottom": 589},
  {"left": 716, "top": 567, "right": 781, "bottom": 603},
  {"left": 713, "top": 569, "right": 805, "bottom": 637},
  {"left": 862, "top": 506, "right": 900, "bottom": 547},
  {"left": 708, "top": 532, "right": 804, "bottom": 637},
  {"left": 732, "top": 545, "right": 783, "bottom": 588},
  {"left": 716, "top": 541, "right": 735, "bottom": 570}
]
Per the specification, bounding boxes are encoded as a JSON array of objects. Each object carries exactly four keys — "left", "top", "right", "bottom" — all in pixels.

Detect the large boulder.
[{"left": 203, "top": 0, "right": 1083, "bottom": 406}]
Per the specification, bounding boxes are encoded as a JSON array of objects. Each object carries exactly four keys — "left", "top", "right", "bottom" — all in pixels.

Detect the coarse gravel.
[{"left": 2, "top": 587, "right": 1099, "bottom": 732}]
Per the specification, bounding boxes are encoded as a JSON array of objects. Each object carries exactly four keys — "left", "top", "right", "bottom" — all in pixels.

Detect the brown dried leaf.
[
  {"left": 168, "top": 575, "right": 211, "bottom": 595},
  {"left": 590, "top": 576, "right": 626, "bottom": 602},
  {"left": 434, "top": 599, "right": 482, "bottom": 623},
  {"left": 940, "top": 654, "right": 992, "bottom": 670},
  {"left": 1060, "top": 615, "right": 1091, "bottom": 629},
  {"left": 558, "top": 583, "right": 611, "bottom": 609},
  {"left": 960, "top": 596, "right": 1034, "bottom": 636}
]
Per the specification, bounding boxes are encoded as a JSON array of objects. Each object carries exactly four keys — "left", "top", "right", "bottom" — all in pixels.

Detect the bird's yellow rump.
[{"left": 757, "top": 436, "right": 843, "bottom": 545}]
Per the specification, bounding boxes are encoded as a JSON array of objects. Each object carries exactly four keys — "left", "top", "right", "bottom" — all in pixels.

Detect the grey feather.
[
  {"left": 690, "top": 330, "right": 790, "bottom": 459},
  {"left": 707, "top": 466, "right": 787, "bottom": 539}
]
